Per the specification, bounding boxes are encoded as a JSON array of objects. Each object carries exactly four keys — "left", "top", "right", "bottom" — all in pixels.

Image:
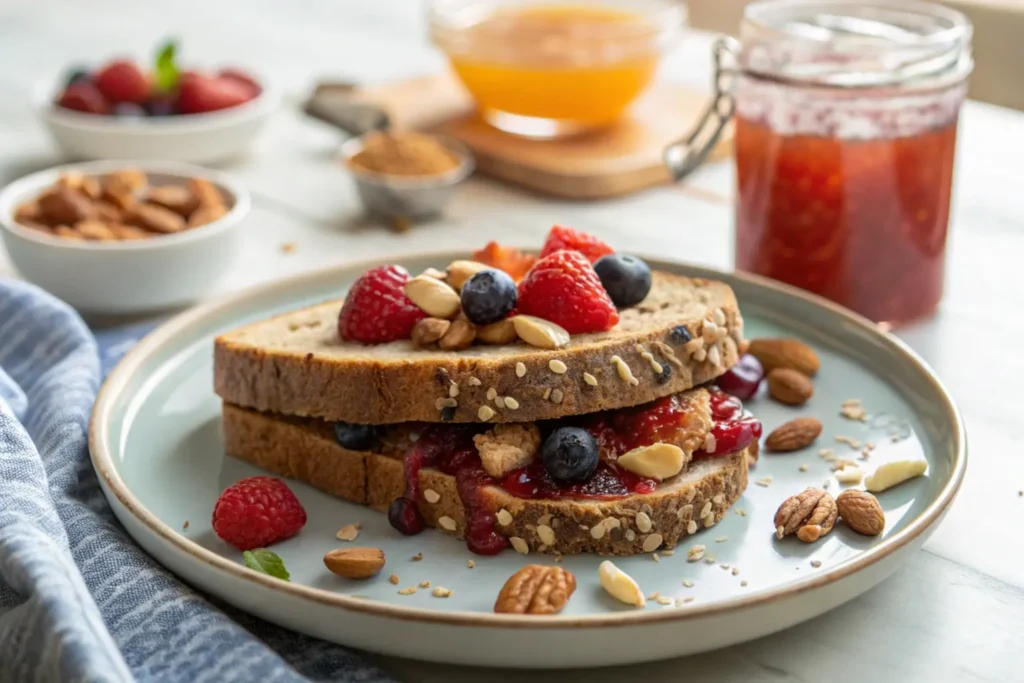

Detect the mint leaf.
[
  {"left": 154, "top": 40, "right": 180, "bottom": 92},
  {"left": 243, "top": 549, "right": 290, "bottom": 581}
]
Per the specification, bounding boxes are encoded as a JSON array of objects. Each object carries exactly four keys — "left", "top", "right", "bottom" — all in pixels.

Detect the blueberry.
[
  {"left": 64, "top": 67, "right": 91, "bottom": 89},
  {"left": 655, "top": 361, "right": 673, "bottom": 384},
  {"left": 440, "top": 406, "right": 456, "bottom": 422},
  {"left": 146, "top": 98, "right": 177, "bottom": 117},
  {"left": 334, "top": 421, "right": 377, "bottom": 450},
  {"left": 460, "top": 269, "right": 517, "bottom": 325},
  {"left": 669, "top": 325, "right": 692, "bottom": 344},
  {"left": 593, "top": 254, "right": 652, "bottom": 308},
  {"left": 112, "top": 102, "right": 147, "bottom": 118},
  {"left": 541, "top": 427, "right": 599, "bottom": 484}
]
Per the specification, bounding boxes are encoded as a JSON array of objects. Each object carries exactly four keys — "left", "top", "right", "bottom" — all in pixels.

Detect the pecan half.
[
  {"left": 774, "top": 488, "right": 838, "bottom": 543},
  {"left": 494, "top": 565, "right": 576, "bottom": 615}
]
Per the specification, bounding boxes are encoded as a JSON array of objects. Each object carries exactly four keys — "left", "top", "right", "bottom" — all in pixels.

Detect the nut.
[
  {"left": 438, "top": 318, "right": 477, "bottom": 350},
  {"left": 774, "top": 488, "right": 838, "bottom": 543},
  {"left": 477, "top": 318, "right": 518, "bottom": 345},
  {"left": 126, "top": 203, "right": 187, "bottom": 234},
  {"left": 511, "top": 315, "right": 570, "bottom": 349},
  {"left": 38, "top": 187, "right": 96, "bottom": 225},
  {"left": 834, "top": 466, "right": 865, "bottom": 484},
  {"left": 323, "top": 547, "right": 385, "bottom": 579},
  {"left": 493, "top": 565, "right": 577, "bottom": 614},
  {"left": 765, "top": 417, "right": 823, "bottom": 452},
  {"left": 767, "top": 368, "right": 814, "bottom": 405},
  {"left": 598, "top": 560, "right": 645, "bottom": 607},
  {"left": 188, "top": 203, "right": 227, "bottom": 227},
  {"left": 616, "top": 443, "right": 685, "bottom": 480},
  {"left": 74, "top": 219, "right": 117, "bottom": 241},
  {"left": 405, "top": 275, "right": 462, "bottom": 319},
  {"left": 446, "top": 260, "right": 490, "bottom": 291},
  {"left": 749, "top": 338, "right": 820, "bottom": 377},
  {"left": 411, "top": 317, "right": 451, "bottom": 346},
  {"left": 146, "top": 185, "right": 201, "bottom": 217},
  {"left": 864, "top": 459, "right": 928, "bottom": 492},
  {"left": 188, "top": 176, "right": 225, "bottom": 209},
  {"left": 335, "top": 523, "right": 360, "bottom": 541},
  {"left": 836, "top": 490, "right": 886, "bottom": 536}
]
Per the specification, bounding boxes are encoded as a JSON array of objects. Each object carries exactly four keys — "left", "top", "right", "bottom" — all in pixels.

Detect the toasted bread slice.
[
  {"left": 214, "top": 272, "right": 744, "bottom": 425},
  {"left": 222, "top": 402, "right": 752, "bottom": 556}
]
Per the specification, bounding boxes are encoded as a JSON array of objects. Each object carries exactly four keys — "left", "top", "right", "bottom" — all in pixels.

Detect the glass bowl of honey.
[{"left": 429, "top": 0, "right": 687, "bottom": 138}]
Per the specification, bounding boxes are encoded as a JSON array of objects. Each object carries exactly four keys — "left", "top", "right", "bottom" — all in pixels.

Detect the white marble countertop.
[{"left": 0, "top": 1, "right": 1020, "bottom": 681}]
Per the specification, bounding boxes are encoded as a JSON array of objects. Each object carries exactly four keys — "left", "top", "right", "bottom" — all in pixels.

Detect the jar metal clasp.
[{"left": 664, "top": 36, "right": 740, "bottom": 182}]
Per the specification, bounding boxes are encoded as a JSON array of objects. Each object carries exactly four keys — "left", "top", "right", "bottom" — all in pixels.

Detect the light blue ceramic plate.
[{"left": 90, "top": 254, "right": 966, "bottom": 668}]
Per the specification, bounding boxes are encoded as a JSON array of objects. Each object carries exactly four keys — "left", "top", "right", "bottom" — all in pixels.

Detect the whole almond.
[
  {"left": 405, "top": 276, "right": 462, "bottom": 319},
  {"left": 477, "top": 318, "right": 517, "bottom": 345},
  {"left": 836, "top": 490, "right": 885, "bottom": 536},
  {"left": 438, "top": 317, "right": 477, "bottom": 350},
  {"left": 765, "top": 417, "right": 822, "bottom": 452},
  {"left": 411, "top": 317, "right": 451, "bottom": 346},
  {"left": 323, "top": 547, "right": 385, "bottom": 579},
  {"left": 511, "top": 315, "right": 570, "bottom": 350},
  {"left": 749, "top": 338, "right": 820, "bottom": 377},
  {"left": 126, "top": 203, "right": 186, "bottom": 234},
  {"left": 767, "top": 368, "right": 814, "bottom": 405}
]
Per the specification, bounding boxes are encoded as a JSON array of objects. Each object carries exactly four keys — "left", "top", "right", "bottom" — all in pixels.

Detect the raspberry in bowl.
[{"left": 36, "top": 40, "right": 278, "bottom": 163}]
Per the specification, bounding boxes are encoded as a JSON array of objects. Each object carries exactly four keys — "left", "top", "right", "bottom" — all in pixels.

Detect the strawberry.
[
  {"left": 93, "top": 60, "right": 151, "bottom": 104},
  {"left": 540, "top": 224, "right": 614, "bottom": 263},
  {"left": 212, "top": 476, "right": 307, "bottom": 551},
  {"left": 472, "top": 241, "right": 536, "bottom": 282},
  {"left": 178, "top": 73, "right": 255, "bottom": 114},
  {"left": 517, "top": 250, "right": 619, "bottom": 334},
  {"left": 338, "top": 264, "right": 426, "bottom": 344},
  {"left": 217, "top": 68, "right": 262, "bottom": 97},
  {"left": 57, "top": 82, "right": 109, "bottom": 115}
]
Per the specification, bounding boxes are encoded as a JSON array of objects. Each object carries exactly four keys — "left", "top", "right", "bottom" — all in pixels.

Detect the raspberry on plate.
[
  {"left": 540, "top": 225, "right": 614, "bottom": 263},
  {"left": 517, "top": 250, "right": 619, "bottom": 334},
  {"left": 338, "top": 264, "right": 426, "bottom": 343},
  {"left": 472, "top": 241, "right": 536, "bottom": 281},
  {"left": 94, "top": 60, "right": 151, "bottom": 104},
  {"left": 212, "top": 476, "right": 307, "bottom": 551}
]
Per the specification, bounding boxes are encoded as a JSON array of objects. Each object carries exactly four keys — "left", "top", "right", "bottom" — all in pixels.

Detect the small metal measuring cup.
[{"left": 305, "top": 90, "right": 475, "bottom": 225}]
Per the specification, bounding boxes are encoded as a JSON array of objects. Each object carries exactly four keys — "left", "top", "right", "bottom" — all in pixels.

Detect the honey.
[{"left": 433, "top": 2, "right": 680, "bottom": 134}]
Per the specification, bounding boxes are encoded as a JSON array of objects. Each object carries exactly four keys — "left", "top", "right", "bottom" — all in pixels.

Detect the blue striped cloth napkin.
[{"left": 0, "top": 279, "right": 393, "bottom": 683}]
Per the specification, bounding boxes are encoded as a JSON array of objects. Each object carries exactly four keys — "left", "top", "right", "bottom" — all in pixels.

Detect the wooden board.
[{"left": 350, "top": 74, "right": 732, "bottom": 200}]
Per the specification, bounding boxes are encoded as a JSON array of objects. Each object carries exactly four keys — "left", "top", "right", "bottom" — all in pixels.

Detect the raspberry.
[
  {"left": 517, "top": 250, "right": 619, "bottom": 334},
  {"left": 539, "top": 225, "right": 614, "bottom": 263},
  {"left": 94, "top": 60, "right": 151, "bottom": 104},
  {"left": 338, "top": 264, "right": 425, "bottom": 343},
  {"left": 472, "top": 241, "right": 535, "bottom": 281},
  {"left": 212, "top": 476, "right": 307, "bottom": 550}
]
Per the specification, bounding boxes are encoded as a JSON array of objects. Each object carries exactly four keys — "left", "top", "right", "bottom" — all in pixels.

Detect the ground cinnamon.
[{"left": 348, "top": 131, "right": 461, "bottom": 177}]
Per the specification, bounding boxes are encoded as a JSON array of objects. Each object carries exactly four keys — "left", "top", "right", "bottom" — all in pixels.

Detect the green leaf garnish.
[
  {"left": 243, "top": 548, "right": 290, "bottom": 581},
  {"left": 154, "top": 39, "right": 180, "bottom": 92}
]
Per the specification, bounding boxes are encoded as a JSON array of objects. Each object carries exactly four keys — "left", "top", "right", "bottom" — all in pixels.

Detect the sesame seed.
[
  {"left": 715, "top": 536, "right": 729, "bottom": 543},
  {"left": 494, "top": 396, "right": 505, "bottom": 408},
  {"left": 542, "top": 388, "right": 552, "bottom": 400},
  {"left": 705, "top": 556, "right": 716, "bottom": 564},
  {"left": 810, "top": 560, "right": 822, "bottom": 568},
  {"left": 486, "top": 388, "right": 497, "bottom": 400},
  {"left": 662, "top": 549, "right": 675, "bottom": 556},
  {"left": 583, "top": 372, "right": 598, "bottom": 386},
  {"left": 740, "top": 580, "right": 748, "bottom": 587},
  {"left": 467, "top": 560, "right": 475, "bottom": 568},
  {"left": 819, "top": 448, "right": 835, "bottom": 458},
  {"left": 449, "top": 383, "right": 459, "bottom": 398},
  {"left": 423, "top": 488, "right": 441, "bottom": 504},
  {"left": 389, "top": 574, "right": 400, "bottom": 585},
  {"left": 516, "top": 362, "right": 526, "bottom": 377},
  {"left": 438, "top": 516, "right": 457, "bottom": 532},
  {"left": 652, "top": 553, "right": 661, "bottom": 563},
  {"left": 687, "top": 545, "right": 705, "bottom": 561},
  {"left": 509, "top": 536, "right": 529, "bottom": 554},
  {"left": 799, "top": 464, "right": 809, "bottom": 472},
  {"left": 432, "top": 587, "right": 452, "bottom": 598},
  {"left": 641, "top": 351, "right": 654, "bottom": 361},
  {"left": 677, "top": 504, "right": 693, "bottom": 520},
  {"left": 732, "top": 567, "right": 740, "bottom": 575},
  {"left": 419, "top": 580, "right": 431, "bottom": 587},
  {"left": 635, "top": 511, "right": 653, "bottom": 532},
  {"left": 682, "top": 580, "right": 695, "bottom": 588},
  {"left": 504, "top": 396, "right": 520, "bottom": 410},
  {"left": 656, "top": 595, "right": 672, "bottom": 605},
  {"left": 610, "top": 355, "right": 640, "bottom": 385},
  {"left": 411, "top": 553, "right": 423, "bottom": 561},
  {"left": 468, "top": 377, "right": 482, "bottom": 386},
  {"left": 549, "top": 359, "right": 568, "bottom": 374},
  {"left": 683, "top": 596, "right": 695, "bottom": 604},
  {"left": 720, "top": 563, "right": 730, "bottom": 570},
  {"left": 550, "top": 389, "right": 564, "bottom": 404},
  {"left": 478, "top": 405, "right": 495, "bottom": 421},
  {"left": 398, "top": 587, "right": 418, "bottom": 595}
]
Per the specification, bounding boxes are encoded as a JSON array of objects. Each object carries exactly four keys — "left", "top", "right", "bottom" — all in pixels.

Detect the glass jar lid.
[{"left": 739, "top": 0, "right": 973, "bottom": 89}]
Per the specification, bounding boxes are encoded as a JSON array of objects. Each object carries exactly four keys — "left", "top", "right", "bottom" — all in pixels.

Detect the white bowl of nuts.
[{"left": 0, "top": 160, "right": 249, "bottom": 314}]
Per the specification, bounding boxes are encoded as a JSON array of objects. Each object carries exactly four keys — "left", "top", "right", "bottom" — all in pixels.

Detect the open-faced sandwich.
[{"left": 214, "top": 226, "right": 762, "bottom": 556}]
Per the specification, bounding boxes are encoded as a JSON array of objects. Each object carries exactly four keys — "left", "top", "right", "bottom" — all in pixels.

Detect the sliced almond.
[
  {"left": 598, "top": 560, "right": 645, "bottom": 607},
  {"left": 864, "top": 459, "right": 928, "bottom": 492},
  {"left": 511, "top": 315, "right": 570, "bottom": 350},
  {"left": 446, "top": 260, "right": 491, "bottom": 291},
  {"left": 617, "top": 443, "right": 685, "bottom": 480},
  {"left": 405, "top": 276, "right": 461, "bottom": 319}
]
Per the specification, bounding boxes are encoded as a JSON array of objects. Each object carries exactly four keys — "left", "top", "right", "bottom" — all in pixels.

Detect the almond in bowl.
[{"left": 0, "top": 160, "right": 250, "bottom": 314}]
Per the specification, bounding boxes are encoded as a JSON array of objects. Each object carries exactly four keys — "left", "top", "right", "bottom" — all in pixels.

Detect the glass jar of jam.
[{"left": 668, "top": 1, "right": 973, "bottom": 325}]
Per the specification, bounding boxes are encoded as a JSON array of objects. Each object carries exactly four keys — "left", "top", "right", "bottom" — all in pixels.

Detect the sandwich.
[{"left": 215, "top": 226, "right": 762, "bottom": 556}]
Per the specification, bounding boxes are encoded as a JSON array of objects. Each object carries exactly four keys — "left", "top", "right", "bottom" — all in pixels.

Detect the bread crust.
[
  {"left": 214, "top": 272, "right": 744, "bottom": 425},
  {"left": 222, "top": 403, "right": 750, "bottom": 556}
]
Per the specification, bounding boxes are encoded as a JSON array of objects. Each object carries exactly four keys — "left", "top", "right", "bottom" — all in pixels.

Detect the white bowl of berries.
[{"left": 35, "top": 41, "right": 279, "bottom": 164}]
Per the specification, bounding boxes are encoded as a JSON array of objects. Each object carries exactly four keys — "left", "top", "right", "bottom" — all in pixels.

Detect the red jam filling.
[{"left": 387, "top": 388, "right": 761, "bottom": 555}]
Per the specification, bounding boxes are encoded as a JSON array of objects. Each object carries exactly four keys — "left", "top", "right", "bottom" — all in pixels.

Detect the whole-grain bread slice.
[
  {"left": 222, "top": 402, "right": 753, "bottom": 556},
  {"left": 214, "top": 271, "right": 744, "bottom": 425}
]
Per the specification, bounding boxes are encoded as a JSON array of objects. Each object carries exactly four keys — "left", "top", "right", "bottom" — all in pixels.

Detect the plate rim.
[{"left": 89, "top": 251, "right": 967, "bottom": 629}]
